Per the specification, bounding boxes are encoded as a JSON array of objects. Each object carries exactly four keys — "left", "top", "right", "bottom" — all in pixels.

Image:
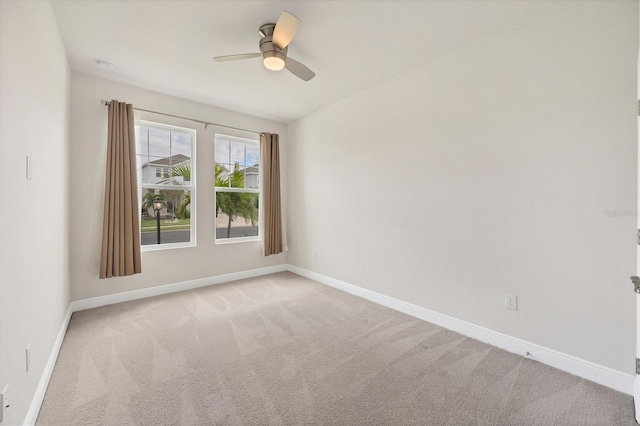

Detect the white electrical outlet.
[
  {"left": 505, "top": 293, "right": 518, "bottom": 310},
  {"left": 1, "top": 385, "right": 9, "bottom": 423},
  {"left": 313, "top": 251, "right": 317, "bottom": 260},
  {"left": 26, "top": 344, "right": 31, "bottom": 372}
]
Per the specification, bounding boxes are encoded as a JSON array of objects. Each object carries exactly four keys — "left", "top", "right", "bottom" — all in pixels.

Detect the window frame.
[
  {"left": 137, "top": 120, "right": 197, "bottom": 252},
  {"left": 214, "top": 133, "right": 261, "bottom": 244}
]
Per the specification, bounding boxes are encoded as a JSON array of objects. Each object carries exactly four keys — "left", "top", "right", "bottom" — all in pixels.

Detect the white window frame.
[
  {"left": 137, "top": 120, "right": 197, "bottom": 251},
  {"left": 214, "top": 134, "right": 261, "bottom": 244}
]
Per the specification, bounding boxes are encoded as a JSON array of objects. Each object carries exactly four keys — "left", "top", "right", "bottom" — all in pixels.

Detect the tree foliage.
[
  {"left": 171, "top": 163, "right": 191, "bottom": 182},
  {"left": 159, "top": 190, "right": 181, "bottom": 216},
  {"left": 215, "top": 162, "right": 258, "bottom": 238},
  {"left": 170, "top": 162, "right": 192, "bottom": 219},
  {"left": 141, "top": 192, "right": 167, "bottom": 217},
  {"left": 142, "top": 161, "right": 257, "bottom": 232},
  {"left": 176, "top": 193, "right": 191, "bottom": 219}
]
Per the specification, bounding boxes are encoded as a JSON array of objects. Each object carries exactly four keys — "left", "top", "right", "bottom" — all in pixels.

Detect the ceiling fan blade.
[
  {"left": 213, "top": 53, "right": 261, "bottom": 62},
  {"left": 272, "top": 11, "right": 300, "bottom": 49},
  {"left": 285, "top": 57, "right": 315, "bottom": 81}
]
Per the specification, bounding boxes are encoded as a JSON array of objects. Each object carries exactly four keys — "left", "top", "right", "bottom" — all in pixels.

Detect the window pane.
[
  {"left": 246, "top": 143, "right": 259, "bottom": 167},
  {"left": 213, "top": 135, "right": 260, "bottom": 242},
  {"left": 214, "top": 163, "right": 230, "bottom": 188},
  {"left": 144, "top": 156, "right": 166, "bottom": 183},
  {"left": 169, "top": 158, "right": 191, "bottom": 186},
  {"left": 137, "top": 126, "right": 149, "bottom": 156},
  {"left": 245, "top": 164, "right": 259, "bottom": 189},
  {"left": 142, "top": 124, "right": 194, "bottom": 187},
  {"left": 148, "top": 127, "right": 171, "bottom": 157},
  {"left": 137, "top": 155, "right": 148, "bottom": 184},
  {"left": 230, "top": 141, "right": 245, "bottom": 166},
  {"left": 214, "top": 138, "right": 230, "bottom": 164},
  {"left": 171, "top": 131, "right": 191, "bottom": 157},
  {"left": 140, "top": 189, "right": 192, "bottom": 246},
  {"left": 136, "top": 122, "right": 196, "bottom": 250},
  {"left": 215, "top": 192, "right": 259, "bottom": 240},
  {"left": 228, "top": 163, "right": 245, "bottom": 188}
]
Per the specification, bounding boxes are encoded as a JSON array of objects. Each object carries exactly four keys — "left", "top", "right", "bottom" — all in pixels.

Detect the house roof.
[{"left": 144, "top": 154, "right": 190, "bottom": 167}]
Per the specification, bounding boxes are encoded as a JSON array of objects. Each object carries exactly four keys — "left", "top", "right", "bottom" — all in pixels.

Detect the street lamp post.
[{"left": 153, "top": 196, "right": 163, "bottom": 244}]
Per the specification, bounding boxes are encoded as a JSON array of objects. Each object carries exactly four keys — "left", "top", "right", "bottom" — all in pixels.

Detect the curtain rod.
[{"left": 101, "top": 100, "right": 262, "bottom": 135}]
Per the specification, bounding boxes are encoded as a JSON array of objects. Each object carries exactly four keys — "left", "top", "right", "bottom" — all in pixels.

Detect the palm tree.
[
  {"left": 214, "top": 163, "right": 228, "bottom": 188},
  {"left": 176, "top": 193, "right": 191, "bottom": 219},
  {"left": 159, "top": 190, "right": 181, "bottom": 216},
  {"left": 215, "top": 162, "right": 258, "bottom": 238},
  {"left": 171, "top": 162, "right": 191, "bottom": 183},
  {"left": 215, "top": 163, "right": 231, "bottom": 218},
  {"left": 141, "top": 192, "right": 166, "bottom": 217},
  {"left": 171, "top": 162, "right": 192, "bottom": 219}
]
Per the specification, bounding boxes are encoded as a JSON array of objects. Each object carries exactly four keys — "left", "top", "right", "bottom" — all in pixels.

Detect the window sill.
[
  {"left": 215, "top": 236, "right": 261, "bottom": 245},
  {"left": 141, "top": 241, "right": 196, "bottom": 252}
]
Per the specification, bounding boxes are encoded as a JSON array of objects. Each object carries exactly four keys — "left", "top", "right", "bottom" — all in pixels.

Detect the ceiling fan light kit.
[
  {"left": 263, "top": 56, "right": 285, "bottom": 71},
  {"left": 213, "top": 11, "right": 316, "bottom": 81},
  {"left": 260, "top": 24, "right": 286, "bottom": 71}
]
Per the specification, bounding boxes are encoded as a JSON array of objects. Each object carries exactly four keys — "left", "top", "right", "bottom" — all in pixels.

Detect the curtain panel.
[
  {"left": 261, "top": 133, "right": 284, "bottom": 256},
  {"left": 99, "top": 100, "right": 142, "bottom": 278}
]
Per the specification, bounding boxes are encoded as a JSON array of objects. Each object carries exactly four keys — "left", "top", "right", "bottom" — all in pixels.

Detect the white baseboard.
[
  {"left": 27, "top": 263, "right": 634, "bottom": 426},
  {"left": 635, "top": 376, "right": 640, "bottom": 422},
  {"left": 286, "top": 264, "right": 635, "bottom": 396},
  {"left": 23, "top": 304, "right": 73, "bottom": 426},
  {"left": 71, "top": 264, "right": 287, "bottom": 312}
]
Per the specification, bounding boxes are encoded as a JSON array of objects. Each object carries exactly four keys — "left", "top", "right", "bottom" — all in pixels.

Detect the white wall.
[
  {"left": 0, "top": 1, "right": 71, "bottom": 424},
  {"left": 287, "top": 1, "right": 638, "bottom": 374},
  {"left": 70, "top": 73, "right": 287, "bottom": 300}
]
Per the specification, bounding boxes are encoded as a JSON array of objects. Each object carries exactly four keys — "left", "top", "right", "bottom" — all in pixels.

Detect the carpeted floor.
[{"left": 37, "top": 272, "right": 635, "bottom": 425}]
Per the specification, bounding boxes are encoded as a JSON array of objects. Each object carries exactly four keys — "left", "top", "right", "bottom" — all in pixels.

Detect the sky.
[
  {"left": 136, "top": 126, "right": 260, "bottom": 186},
  {"left": 137, "top": 126, "right": 259, "bottom": 168},
  {"left": 214, "top": 137, "right": 260, "bottom": 169},
  {"left": 137, "top": 125, "right": 192, "bottom": 160}
]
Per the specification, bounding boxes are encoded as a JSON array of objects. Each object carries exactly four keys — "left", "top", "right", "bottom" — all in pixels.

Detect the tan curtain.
[
  {"left": 261, "top": 133, "right": 283, "bottom": 256},
  {"left": 99, "top": 100, "right": 142, "bottom": 278}
]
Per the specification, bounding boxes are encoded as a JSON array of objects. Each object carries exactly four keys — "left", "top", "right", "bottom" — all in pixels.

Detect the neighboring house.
[
  {"left": 216, "top": 163, "right": 259, "bottom": 189},
  {"left": 141, "top": 154, "right": 191, "bottom": 217},
  {"left": 141, "top": 154, "right": 190, "bottom": 184},
  {"left": 244, "top": 164, "right": 259, "bottom": 189}
]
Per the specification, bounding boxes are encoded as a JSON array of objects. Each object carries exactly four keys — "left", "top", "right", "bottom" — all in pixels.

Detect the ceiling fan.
[{"left": 213, "top": 11, "right": 316, "bottom": 82}]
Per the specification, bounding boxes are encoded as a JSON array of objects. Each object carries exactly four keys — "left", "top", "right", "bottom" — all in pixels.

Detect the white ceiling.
[{"left": 51, "top": 0, "right": 550, "bottom": 123}]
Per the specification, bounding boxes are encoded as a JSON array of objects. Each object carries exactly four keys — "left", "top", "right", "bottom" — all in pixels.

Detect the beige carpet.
[{"left": 37, "top": 272, "right": 634, "bottom": 425}]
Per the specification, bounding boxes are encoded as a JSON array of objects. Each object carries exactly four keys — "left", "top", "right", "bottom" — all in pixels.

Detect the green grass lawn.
[{"left": 141, "top": 218, "right": 190, "bottom": 232}]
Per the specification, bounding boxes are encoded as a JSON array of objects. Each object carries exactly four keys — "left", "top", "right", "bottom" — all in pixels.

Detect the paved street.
[
  {"left": 141, "top": 226, "right": 258, "bottom": 245},
  {"left": 215, "top": 226, "right": 258, "bottom": 239},
  {"left": 141, "top": 229, "right": 190, "bottom": 245}
]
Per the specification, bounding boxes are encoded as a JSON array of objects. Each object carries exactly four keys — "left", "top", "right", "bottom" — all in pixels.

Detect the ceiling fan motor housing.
[{"left": 259, "top": 23, "right": 287, "bottom": 67}]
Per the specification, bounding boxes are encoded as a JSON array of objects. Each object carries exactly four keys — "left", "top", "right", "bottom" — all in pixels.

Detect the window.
[
  {"left": 214, "top": 134, "right": 260, "bottom": 243},
  {"left": 136, "top": 121, "right": 196, "bottom": 250}
]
